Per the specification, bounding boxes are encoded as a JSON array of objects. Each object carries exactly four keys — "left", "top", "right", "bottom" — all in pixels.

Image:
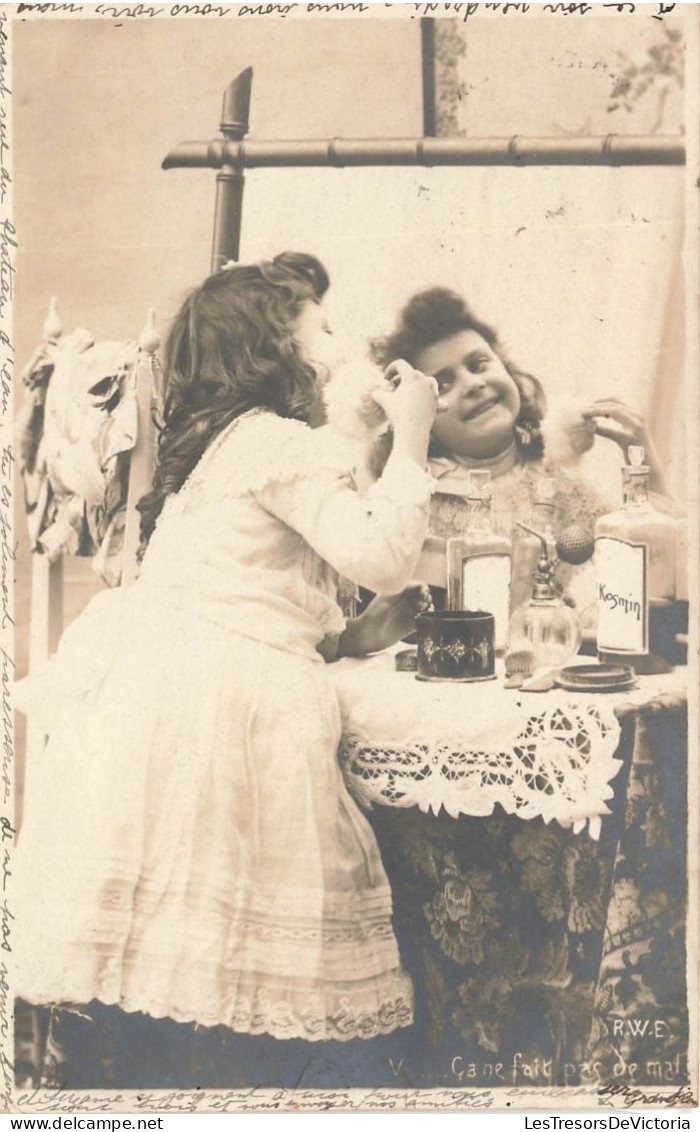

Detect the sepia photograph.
[{"left": 0, "top": 0, "right": 698, "bottom": 1116}]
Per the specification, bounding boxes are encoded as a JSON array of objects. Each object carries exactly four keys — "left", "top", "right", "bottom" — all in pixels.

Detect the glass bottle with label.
[
  {"left": 446, "top": 470, "right": 512, "bottom": 652},
  {"left": 594, "top": 446, "right": 676, "bottom": 671},
  {"left": 509, "top": 475, "right": 558, "bottom": 616}
]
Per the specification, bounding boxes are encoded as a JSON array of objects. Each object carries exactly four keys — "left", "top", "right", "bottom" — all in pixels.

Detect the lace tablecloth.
[
  {"left": 331, "top": 658, "right": 689, "bottom": 1088},
  {"left": 332, "top": 652, "right": 687, "bottom": 839}
]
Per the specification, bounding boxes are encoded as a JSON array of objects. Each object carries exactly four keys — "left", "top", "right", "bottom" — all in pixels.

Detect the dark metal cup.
[{"left": 415, "top": 610, "right": 496, "bottom": 682}]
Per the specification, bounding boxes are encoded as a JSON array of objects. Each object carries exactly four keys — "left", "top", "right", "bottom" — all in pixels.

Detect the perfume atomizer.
[{"left": 504, "top": 523, "right": 595, "bottom": 690}]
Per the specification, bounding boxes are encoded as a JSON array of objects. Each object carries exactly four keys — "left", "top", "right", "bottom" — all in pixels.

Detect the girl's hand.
[
  {"left": 364, "top": 584, "right": 434, "bottom": 650},
  {"left": 581, "top": 399, "right": 667, "bottom": 494},
  {"left": 581, "top": 399, "right": 647, "bottom": 451},
  {"left": 337, "top": 583, "right": 433, "bottom": 657},
  {"left": 371, "top": 360, "right": 438, "bottom": 444}
]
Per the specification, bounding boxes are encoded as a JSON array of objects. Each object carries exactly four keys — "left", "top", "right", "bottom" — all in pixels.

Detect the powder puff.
[
  {"left": 320, "top": 360, "right": 394, "bottom": 491},
  {"left": 322, "top": 360, "right": 391, "bottom": 440},
  {"left": 541, "top": 395, "right": 597, "bottom": 467}
]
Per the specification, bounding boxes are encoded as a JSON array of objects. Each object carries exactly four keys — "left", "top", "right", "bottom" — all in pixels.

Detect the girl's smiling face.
[{"left": 415, "top": 329, "right": 521, "bottom": 459}]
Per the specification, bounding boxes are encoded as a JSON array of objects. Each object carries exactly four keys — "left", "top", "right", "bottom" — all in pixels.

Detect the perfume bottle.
[
  {"left": 510, "top": 475, "right": 557, "bottom": 617},
  {"left": 507, "top": 528, "right": 581, "bottom": 669},
  {"left": 594, "top": 446, "right": 676, "bottom": 671},
  {"left": 446, "top": 470, "right": 512, "bottom": 651}
]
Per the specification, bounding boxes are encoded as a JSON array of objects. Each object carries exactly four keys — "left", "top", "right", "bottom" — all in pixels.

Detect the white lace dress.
[{"left": 14, "top": 409, "right": 434, "bottom": 1042}]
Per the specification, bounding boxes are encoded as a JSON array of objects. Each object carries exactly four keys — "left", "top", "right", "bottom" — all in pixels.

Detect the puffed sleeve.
[
  {"left": 254, "top": 429, "right": 435, "bottom": 595},
  {"left": 186, "top": 410, "right": 434, "bottom": 594}
]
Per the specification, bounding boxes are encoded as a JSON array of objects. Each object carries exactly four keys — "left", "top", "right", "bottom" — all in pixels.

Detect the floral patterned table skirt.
[{"left": 360, "top": 692, "right": 689, "bottom": 1089}]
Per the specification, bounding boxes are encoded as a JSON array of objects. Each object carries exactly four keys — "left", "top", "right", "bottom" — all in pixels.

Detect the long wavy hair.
[
  {"left": 137, "top": 251, "right": 329, "bottom": 550},
  {"left": 372, "top": 287, "right": 547, "bottom": 462}
]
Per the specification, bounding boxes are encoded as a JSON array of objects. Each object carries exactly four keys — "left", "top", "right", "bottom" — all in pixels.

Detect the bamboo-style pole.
[
  {"left": 210, "top": 68, "right": 253, "bottom": 272},
  {"left": 164, "top": 133, "right": 685, "bottom": 172},
  {"left": 421, "top": 19, "right": 437, "bottom": 139},
  {"left": 163, "top": 68, "right": 683, "bottom": 265}
]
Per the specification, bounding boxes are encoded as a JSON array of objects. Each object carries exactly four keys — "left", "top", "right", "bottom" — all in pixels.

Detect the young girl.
[
  {"left": 373, "top": 286, "right": 666, "bottom": 543},
  {"left": 14, "top": 253, "right": 438, "bottom": 1083}
]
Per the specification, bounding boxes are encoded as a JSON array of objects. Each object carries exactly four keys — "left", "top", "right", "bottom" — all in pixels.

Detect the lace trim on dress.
[
  {"left": 164, "top": 410, "right": 353, "bottom": 520},
  {"left": 162, "top": 409, "right": 435, "bottom": 526},
  {"left": 20, "top": 947, "right": 414, "bottom": 1043},
  {"left": 33, "top": 972, "right": 415, "bottom": 1043},
  {"left": 16, "top": 869, "right": 414, "bottom": 1041}
]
